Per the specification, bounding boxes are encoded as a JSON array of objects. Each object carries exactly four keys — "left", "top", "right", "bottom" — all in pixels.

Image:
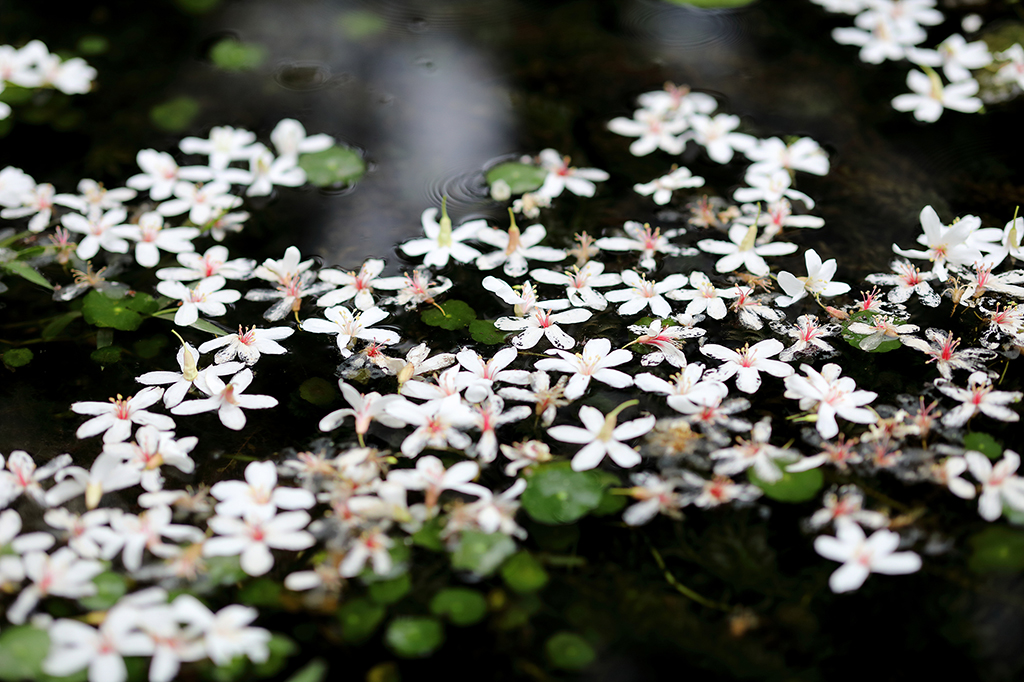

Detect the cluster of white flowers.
[{"left": 0, "top": 41, "right": 96, "bottom": 120}]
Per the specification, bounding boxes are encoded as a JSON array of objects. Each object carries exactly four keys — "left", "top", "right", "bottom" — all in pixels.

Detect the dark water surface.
[{"left": 3, "top": 0, "right": 1024, "bottom": 680}]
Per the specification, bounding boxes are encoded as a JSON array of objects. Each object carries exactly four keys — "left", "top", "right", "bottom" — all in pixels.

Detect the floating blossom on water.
[
  {"left": 317, "top": 258, "right": 387, "bottom": 310},
  {"left": 155, "top": 245, "right": 255, "bottom": 283},
  {"left": 385, "top": 394, "right": 475, "bottom": 458},
  {"left": 548, "top": 401, "right": 655, "bottom": 471},
  {"left": 635, "top": 167, "right": 705, "bottom": 207},
  {"left": 101, "top": 426, "right": 198, "bottom": 493},
  {"left": 734, "top": 168, "right": 815, "bottom": 208},
  {"left": 387, "top": 454, "right": 485, "bottom": 507},
  {"left": 210, "top": 460, "right": 316, "bottom": 519},
  {"left": 198, "top": 325, "right": 295, "bottom": 365},
  {"left": 728, "top": 285, "right": 784, "bottom": 330},
  {"left": 245, "top": 271, "right": 333, "bottom": 322},
  {"left": 499, "top": 439, "right": 554, "bottom": 476},
  {"left": 710, "top": 418, "right": 797, "bottom": 483},
  {"left": 377, "top": 268, "right": 452, "bottom": 310},
  {"left": 951, "top": 263, "right": 1024, "bottom": 303},
  {"left": 455, "top": 347, "right": 531, "bottom": 402},
  {"left": 7, "top": 547, "right": 104, "bottom": 624},
  {"left": 320, "top": 381, "right": 403, "bottom": 439},
  {"left": 745, "top": 136, "right": 830, "bottom": 176},
  {"left": 497, "top": 371, "right": 571, "bottom": 427},
  {"left": 179, "top": 125, "right": 258, "bottom": 170},
  {"left": 156, "top": 275, "right": 241, "bottom": 327},
  {"left": 735, "top": 198, "right": 825, "bottom": 242},
  {"left": 595, "top": 221, "right": 689, "bottom": 271},
  {"left": 814, "top": 519, "right": 922, "bottom": 593},
  {"left": 120, "top": 212, "right": 199, "bottom": 268},
  {"left": 62, "top": 207, "right": 133, "bottom": 260},
  {"left": 700, "top": 338, "right": 793, "bottom": 394},
  {"left": 2, "top": 181, "right": 55, "bottom": 232},
  {"left": 934, "top": 371, "right": 1022, "bottom": 427},
  {"left": 494, "top": 300, "right": 591, "bottom": 350},
  {"left": 0, "top": 451, "right": 72, "bottom": 508},
  {"left": 607, "top": 108, "right": 688, "bottom": 156},
  {"left": 666, "top": 271, "right": 738, "bottom": 320},
  {"left": 622, "top": 472, "right": 686, "bottom": 526},
  {"left": 377, "top": 342, "right": 456, "bottom": 385},
  {"left": 270, "top": 118, "right": 334, "bottom": 161},
  {"left": 776, "top": 314, "right": 840, "bottom": 362},
  {"left": 846, "top": 314, "right": 920, "bottom": 351},
  {"left": 171, "top": 369, "right": 279, "bottom": 430},
  {"left": 535, "top": 337, "right": 634, "bottom": 400},
  {"left": 902, "top": 328, "right": 996, "bottom": 380},
  {"left": 205, "top": 509, "right": 315, "bottom": 577},
  {"left": 937, "top": 33, "right": 993, "bottom": 82},
  {"left": 465, "top": 395, "right": 532, "bottom": 463},
  {"left": 788, "top": 433, "right": 862, "bottom": 472},
  {"left": 237, "top": 143, "right": 306, "bottom": 196},
  {"left": 784, "top": 363, "right": 878, "bottom": 438},
  {"left": 399, "top": 203, "right": 484, "bottom": 268},
  {"left": 300, "top": 305, "right": 399, "bottom": 357},
  {"left": 697, "top": 223, "right": 798, "bottom": 277},
  {"left": 157, "top": 181, "right": 242, "bottom": 226},
  {"left": 892, "top": 69, "right": 982, "bottom": 122},
  {"left": 893, "top": 206, "right": 985, "bottom": 279},
  {"left": 253, "top": 245, "right": 313, "bottom": 286},
  {"left": 534, "top": 148, "right": 609, "bottom": 199},
  {"left": 474, "top": 212, "right": 566, "bottom": 277},
  {"left": 72, "top": 388, "right": 174, "bottom": 443},
  {"left": 994, "top": 43, "right": 1024, "bottom": 90},
  {"left": 605, "top": 269, "right": 688, "bottom": 318},
  {"left": 807, "top": 485, "right": 888, "bottom": 530},
  {"left": 638, "top": 362, "right": 725, "bottom": 406},
  {"left": 136, "top": 342, "right": 242, "bottom": 408},
  {"left": 964, "top": 450, "right": 1024, "bottom": 521},
  {"left": 127, "top": 149, "right": 213, "bottom": 201},
  {"left": 669, "top": 389, "right": 752, "bottom": 436},
  {"left": 684, "top": 473, "right": 763, "bottom": 509},
  {"left": 530, "top": 261, "right": 622, "bottom": 311},
  {"left": 776, "top": 248, "right": 851, "bottom": 307},
  {"left": 864, "top": 258, "right": 941, "bottom": 307},
  {"left": 626, "top": 318, "right": 703, "bottom": 368},
  {"left": 688, "top": 114, "right": 757, "bottom": 164}
]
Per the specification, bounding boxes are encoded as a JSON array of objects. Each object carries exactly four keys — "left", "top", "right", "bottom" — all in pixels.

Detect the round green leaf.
[
  {"left": 964, "top": 432, "right": 1003, "bottom": 460},
  {"left": 82, "top": 290, "right": 145, "bottom": 331},
  {"left": 451, "top": 530, "right": 516, "bottom": 577},
  {"left": 421, "top": 299, "right": 475, "bottom": 330},
  {"left": 300, "top": 377, "right": 337, "bottom": 406},
  {"left": 469, "top": 319, "right": 508, "bottom": 345},
  {"left": 500, "top": 551, "right": 549, "bottom": 594},
  {"left": 748, "top": 465, "right": 822, "bottom": 502},
  {"left": 337, "top": 598, "right": 386, "bottom": 643},
  {"left": 298, "top": 146, "right": 366, "bottom": 187},
  {"left": 411, "top": 517, "right": 445, "bottom": 551},
  {"left": 210, "top": 38, "right": 267, "bottom": 71},
  {"left": 545, "top": 631, "right": 596, "bottom": 671},
  {"left": 969, "top": 526, "right": 1024, "bottom": 573},
  {"left": 0, "top": 626, "right": 49, "bottom": 681},
  {"left": 77, "top": 35, "right": 110, "bottom": 55},
  {"left": 485, "top": 162, "right": 547, "bottom": 195},
  {"left": 430, "top": 588, "right": 488, "bottom": 626},
  {"left": 90, "top": 346, "right": 123, "bottom": 365},
  {"left": 522, "top": 462, "right": 605, "bottom": 524},
  {"left": 368, "top": 574, "right": 411, "bottom": 605},
  {"left": 79, "top": 571, "right": 128, "bottom": 611},
  {"left": 2, "top": 348, "right": 33, "bottom": 369},
  {"left": 841, "top": 312, "right": 903, "bottom": 353},
  {"left": 150, "top": 96, "right": 201, "bottom": 133},
  {"left": 384, "top": 617, "right": 444, "bottom": 658},
  {"left": 591, "top": 470, "right": 627, "bottom": 516}
]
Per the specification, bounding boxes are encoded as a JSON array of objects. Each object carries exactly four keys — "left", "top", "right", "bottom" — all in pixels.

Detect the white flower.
[
  {"left": 300, "top": 305, "right": 400, "bottom": 357},
  {"left": 2, "top": 182, "right": 55, "bottom": 232},
  {"left": 864, "top": 258, "right": 941, "bottom": 307},
  {"left": 784, "top": 363, "right": 878, "bottom": 438},
  {"left": 622, "top": 472, "right": 686, "bottom": 526},
  {"left": 935, "top": 372, "right": 1021, "bottom": 427},
  {"left": 728, "top": 285, "right": 785, "bottom": 330},
  {"left": 43, "top": 600, "right": 154, "bottom": 682},
  {"left": 155, "top": 245, "right": 255, "bottom": 283},
  {"left": 499, "top": 439, "right": 554, "bottom": 476},
  {"left": 607, "top": 109, "right": 688, "bottom": 156},
  {"left": 626, "top": 318, "right": 704, "bottom": 368},
  {"left": 709, "top": 418, "right": 797, "bottom": 483},
  {"left": 387, "top": 454, "right": 486, "bottom": 506},
  {"left": 688, "top": 114, "right": 757, "bottom": 164},
  {"left": 535, "top": 337, "right": 634, "bottom": 400},
  {"left": 696, "top": 223, "right": 798, "bottom": 276},
  {"left": 172, "top": 595, "right": 270, "bottom": 666},
  {"left": 179, "top": 126, "right": 258, "bottom": 170},
  {"left": 399, "top": 204, "right": 484, "bottom": 267},
  {"left": 377, "top": 269, "right": 452, "bottom": 310},
  {"left": 777, "top": 314, "right": 840, "bottom": 362},
  {"left": 666, "top": 271, "right": 737, "bottom": 320},
  {"left": 534, "top": 148, "right": 609, "bottom": 198},
  {"left": 776, "top": 248, "right": 851, "bottom": 306},
  {"left": 205, "top": 509, "right": 315, "bottom": 576},
  {"left": 385, "top": 394, "right": 475, "bottom": 458},
  {"left": 548, "top": 402, "right": 655, "bottom": 471},
  {"left": 7, "top": 548, "right": 104, "bottom": 624},
  {"left": 746, "top": 136, "right": 830, "bottom": 176},
  {"left": 238, "top": 143, "right": 306, "bottom": 196},
  {"left": 270, "top": 118, "right": 334, "bottom": 160},
  {"left": 637, "top": 363, "right": 725, "bottom": 407},
  {"left": 806, "top": 485, "right": 888, "bottom": 529},
  {"left": 494, "top": 302, "right": 592, "bottom": 350},
  {"left": 700, "top": 339, "right": 793, "bottom": 394},
  {"left": 156, "top": 275, "right": 241, "bottom": 326},
  {"left": 157, "top": 181, "right": 242, "bottom": 226},
  {"left": 455, "top": 346, "right": 531, "bottom": 403},
  {"left": 127, "top": 149, "right": 212, "bottom": 201},
  {"left": 531, "top": 261, "right": 622, "bottom": 311},
  {"left": 965, "top": 450, "right": 1024, "bottom": 521},
  {"left": 61, "top": 207, "right": 133, "bottom": 260},
  {"left": 892, "top": 69, "right": 982, "bottom": 122},
  {"left": 44, "top": 453, "right": 143, "bottom": 509},
  {"left": 340, "top": 528, "right": 393, "bottom": 577},
  {"left": 994, "top": 43, "right": 1024, "bottom": 90},
  {"left": 198, "top": 325, "right": 295, "bottom": 365},
  {"left": 319, "top": 381, "right": 404, "bottom": 437},
  {"left": 497, "top": 372, "right": 571, "bottom": 427},
  {"left": 119, "top": 212, "right": 199, "bottom": 268},
  {"left": 104, "top": 505, "right": 205, "bottom": 571},
  {"left": 814, "top": 519, "right": 921, "bottom": 593},
  {"left": 846, "top": 314, "right": 920, "bottom": 351},
  {"left": 633, "top": 166, "right": 705, "bottom": 205},
  {"left": 210, "top": 460, "right": 316, "bottom": 518},
  {"left": 734, "top": 168, "right": 815, "bottom": 209},
  {"left": 474, "top": 215, "right": 566, "bottom": 277},
  {"left": 735, "top": 198, "right": 825, "bottom": 242},
  {"left": 171, "top": 369, "right": 279, "bottom": 430},
  {"left": 901, "top": 328, "right": 995, "bottom": 380},
  {"left": 101, "top": 426, "right": 198, "bottom": 492},
  {"left": 136, "top": 342, "right": 241, "bottom": 408},
  {"left": 0, "top": 450, "right": 72, "bottom": 507},
  {"left": 595, "top": 221, "right": 688, "bottom": 271},
  {"left": 605, "top": 269, "right": 688, "bottom": 318},
  {"left": 318, "top": 258, "right": 387, "bottom": 310},
  {"left": 72, "top": 388, "right": 174, "bottom": 443},
  {"left": 938, "top": 34, "right": 992, "bottom": 82},
  {"left": 465, "top": 395, "right": 532, "bottom": 463}
]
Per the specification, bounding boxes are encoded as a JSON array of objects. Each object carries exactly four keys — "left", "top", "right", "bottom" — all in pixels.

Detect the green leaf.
[
  {"left": 969, "top": 526, "right": 1024, "bottom": 573},
  {"left": 251, "top": 634, "right": 298, "bottom": 678},
  {"left": 124, "top": 292, "right": 160, "bottom": 315},
  {"left": 336, "top": 598, "right": 386, "bottom": 643},
  {"left": 748, "top": 465, "right": 823, "bottom": 503},
  {"left": 411, "top": 517, "right": 445, "bottom": 551},
  {"left": 0, "top": 85, "right": 33, "bottom": 105},
  {"left": 421, "top": 299, "right": 476, "bottom": 330},
  {"left": 430, "top": 588, "right": 488, "bottom": 626},
  {"left": 238, "top": 577, "right": 282, "bottom": 607},
  {"left": 78, "top": 572, "right": 128, "bottom": 610},
  {"left": 82, "top": 290, "right": 147, "bottom": 331},
  {"left": 450, "top": 530, "right": 517, "bottom": 577},
  {"left": 485, "top": 162, "right": 547, "bottom": 195},
  {"left": 299, "top": 377, "right": 337, "bottom": 407},
  {"left": 964, "top": 432, "right": 1003, "bottom": 460},
  {"left": 360, "top": 543, "right": 410, "bottom": 582},
  {"left": 298, "top": 146, "right": 366, "bottom": 187},
  {"left": 2, "top": 261, "right": 53, "bottom": 289},
  {"left": 2, "top": 348, "right": 33, "bottom": 369},
  {"left": 469, "top": 319, "right": 508, "bottom": 345},
  {"left": 368, "top": 574, "right": 411, "bottom": 605},
  {"left": 384, "top": 617, "right": 444, "bottom": 658},
  {"left": 42, "top": 311, "right": 82, "bottom": 340},
  {"left": 545, "top": 631, "right": 596, "bottom": 671},
  {"left": 0, "top": 626, "right": 49, "bottom": 681},
  {"left": 841, "top": 311, "right": 902, "bottom": 353},
  {"left": 521, "top": 462, "right": 605, "bottom": 524},
  {"left": 591, "top": 470, "right": 627, "bottom": 516},
  {"left": 500, "top": 551, "right": 549, "bottom": 594},
  {"left": 151, "top": 308, "right": 229, "bottom": 335},
  {"left": 90, "top": 346, "right": 122, "bottom": 366},
  {"left": 283, "top": 658, "right": 327, "bottom": 682},
  {"left": 209, "top": 39, "right": 268, "bottom": 71},
  {"left": 203, "top": 555, "right": 249, "bottom": 587},
  {"left": 133, "top": 334, "right": 170, "bottom": 359},
  {"left": 77, "top": 35, "right": 110, "bottom": 55},
  {"left": 149, "top": 96, "right": 201, "bottom": 133}
]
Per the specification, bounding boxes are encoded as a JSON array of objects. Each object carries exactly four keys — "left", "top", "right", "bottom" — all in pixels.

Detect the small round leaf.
[
  {"left": 299, "top": 146, "right": 366, "bottom": 187},
  {"left": 337, "top": 598, "right": 386, "bottom": 643},
  {"left": 522, "top": 462, "right": 605, "bottom": 524},
  {"left": 485, "top": 162, "right": 547, "bottom": 195},
  {"left": 545, "top": 631, "right": 596, "bottom": 670},
  {"left": 422, "top": 299, "right": 475, "bottom": 330},
  {"left": 430, "top": 588, "right": 488, "bottom": 626},
  {"left": 500, "top": 551, "right": 549, "bottom": 594},
  {"left": 748, "top": 465, "right": 823, "bottom": 503},
  {"left": 2, "top": 348, "right": 33, "bottom": 369},
  {"left": 384, "top": 617, "right": 444, "bottom": 658}
]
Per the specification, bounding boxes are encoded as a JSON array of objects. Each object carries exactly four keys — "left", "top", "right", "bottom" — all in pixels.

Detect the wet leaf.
[
  {"left": 83, "top": 290, "right": 145, "bottom": 331},
  {"left": 2, "top": 261, "right": 52, "bottom": 289},
  {"left": 545, "top": 631, "right": 596, "bottom": 671},
  {"left": 252, "top": 634, "right": 298, "bottom": 678},
  {"left": 151, "top": 308, "right": 229, "bottom": 335},
  {"left": 0, "top": 626, "right": 48, "bottom": 681},
  {"left": 522, "top": 462, "right": 605, "bottom": 524},
  {"left": 76, "top": 35, "right": 110, "bottom": 55},
  {"left": 748, "top": 466, "right": 822, "bottom": 503},
  {"left": 469, "top": 319, "right": 508, "bottom": 345},
  {"left": 411, "top": 517, "right": 445, "bottom": 551},
  {"left": 368, "top": 574, "right": 411, "bottom": 605},
  {"left": 430, "top": 587, "right": 488, "bottom": 626},
  {"left": 42, "top": 311, "right": 82, "bottom": 340},
  {"left": 485, "top": 162, "right": 547, "bottom": 195},
  {"left": 2, "top": 348, "right": 33, "bottom": 369},
  {"left": 591, "top": 470, "right": 627, "bottom": 516},
  {"left": 969, "top": 526, "right": 1024, "bottom": 573},
  {"left": 500, "top": 551, "right": 549, "bottom": 594},
  {"left": 133, "top": 334, "right": 169, "bottom": 359},
  {"left": 210, "top": 38, "right": 268, "bottom": 71},
  {"left": 238, "top": 578, "right": 282, "bottom": 607},
  {"left": 964, "top": 432, "right": 1003, "bottom": 460},
  {"left": 384, "top": 617, "right": 444, "bottom": 658},
  {"left": 337, "top": 598, "right": 386, "bottom": 643},
  {"left": 421, "top": 299, "right": 475, "bottom": 330},
  {"left": 90, "top": 346, "right": 122, "bottom": 365},
  {"left": 149, "top": 96, "right": 201, "bottom": 133},
  {"left": 78, "top": 571, "right": 128, "bottom": 611},
  {"left": 283, "top": 658, "right": 327, "bottom": 682},
  {"left": 300, "top": 377, "right": 337, "bottom": 406},
  {"left": 298, "top": 146, "right": 366, "bottom": 186},
  {"left": 451, "top": 530, "right": 516, "bottom": 577},
  {"left": 841, "top": 311, "right": 902, "bottom": 353}
]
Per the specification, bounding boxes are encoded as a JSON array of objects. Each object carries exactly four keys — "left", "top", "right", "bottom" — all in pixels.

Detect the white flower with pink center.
[
  {"left": 535, "top": 337, "right": 634, "bottom": 400},
  {"left": 700, "top": 338, "right": 793, "bottom": 394},
  {"left": 784, "top": 363, "right": 878, "bottom": 438},
  {"left": 72, "top": 387, "right": 174, "bottom": 443}
]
